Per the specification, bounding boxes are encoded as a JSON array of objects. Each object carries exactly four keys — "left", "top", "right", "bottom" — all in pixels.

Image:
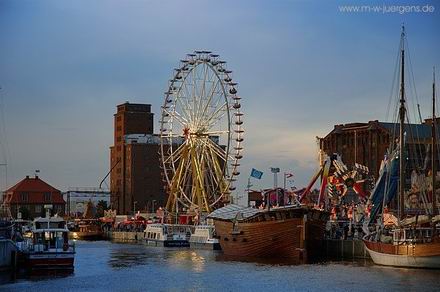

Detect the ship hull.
[
  {"left": 213, "top": 208, "right": 327, "bottom": 263},
  {"left": 190, "top": 241, "right": 221, "bottom": 250},
  {"left": 146, "top": 239, "right": 190, "bottom": 247},
  {"left": 24, "top": 252, "right": 75, "bottom": 270},
  {"left": 364, "top": 240, "right": 440, "bottom": 269}
]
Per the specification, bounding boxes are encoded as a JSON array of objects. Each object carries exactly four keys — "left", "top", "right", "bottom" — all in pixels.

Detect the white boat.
[
  {"left": 189, "top": 225, "right": 221, "bottom": 250},
  {"left": 16, "top": 216, "right": 75, "bottom": 270},
  {"left": 144, "top": 223, "right": 193, "bottom": 247}
]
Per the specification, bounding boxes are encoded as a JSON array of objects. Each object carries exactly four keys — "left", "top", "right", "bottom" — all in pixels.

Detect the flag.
[
  {"left": 285, "top": 173, "right": 294, "bottom": 178},
  {"left": 250, "top": 168, "right": 263, "bottom": 179}
]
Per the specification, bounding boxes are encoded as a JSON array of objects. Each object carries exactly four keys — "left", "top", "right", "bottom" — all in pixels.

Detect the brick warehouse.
[
  {"left": 110, "top": 102, "right": 166, "bottom": 215},
  {"left": 319, "top": 119, "right": 440, "bottom": 179}
]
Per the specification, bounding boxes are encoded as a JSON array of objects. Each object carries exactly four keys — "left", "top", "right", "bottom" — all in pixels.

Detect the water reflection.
[
  {"left": 2, "top": 241, "right": 439, "bottom": 291},
  {"left": 108, "top": 248, "right": 151, "bottom": 268},
  {"left": 167, "top": 250, "right": 207, "bottom": 273}
]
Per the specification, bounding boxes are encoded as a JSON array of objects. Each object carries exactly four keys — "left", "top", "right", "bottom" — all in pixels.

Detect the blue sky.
[{"left": 0, "top": 0, "right": 439, "bottom": 201}]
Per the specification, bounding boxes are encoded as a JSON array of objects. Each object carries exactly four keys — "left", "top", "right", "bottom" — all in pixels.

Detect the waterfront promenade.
[{"left": 1, "top": 240, "right": 439, "bottom": 291}]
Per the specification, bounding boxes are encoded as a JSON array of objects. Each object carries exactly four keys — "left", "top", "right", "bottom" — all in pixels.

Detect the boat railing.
[
  {"left": 392, "top": 227, "right": 434, "bottom": 243},
  {"left": 17, "top": 238, "right": 75, "bottom": 253}
]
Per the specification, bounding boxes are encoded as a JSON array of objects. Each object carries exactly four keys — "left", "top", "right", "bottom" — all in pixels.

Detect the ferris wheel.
[{"left": 160, "top": 50, "right": 243, "bottom": 214}]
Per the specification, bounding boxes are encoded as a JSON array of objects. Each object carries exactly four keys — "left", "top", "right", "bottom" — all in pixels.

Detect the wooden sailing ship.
[
  {"left": 71, "top": 201, "right": 103, "bottom": 240},
  {"left": 208, "top": 204, "right": 328, "bottom": 263},
  {"left": 363, "top": 26, "right": 440, "bottom": 269}
]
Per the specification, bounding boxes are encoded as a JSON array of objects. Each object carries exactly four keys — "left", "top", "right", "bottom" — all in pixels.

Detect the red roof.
[{"left": 5, "top": 176, "right": 65, "bottom": 204}]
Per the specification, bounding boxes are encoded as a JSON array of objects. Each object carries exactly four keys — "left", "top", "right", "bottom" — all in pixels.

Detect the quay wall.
[
  {"left": 104, "top": 231, "right": 145, "bottom": 242},
  {"left": 323, "top": 239, "right": 370, "bottom": 259}
]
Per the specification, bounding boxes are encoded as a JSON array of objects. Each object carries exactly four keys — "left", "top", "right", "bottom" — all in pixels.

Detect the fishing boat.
[
  {"left": 208, "top": 204, "right": 328, "bottom": 263},
  {"left": 363, "top": 26, "right": 440, "bottom": 269},
  {"left": 17, "top": 215, "right": 75, "bottom": 270},
  {"left": 144, "top": 223, "right": 193, "bottom": 247},
  {"left": 189, "top": 224, "right": 221, "bottom": 250}
]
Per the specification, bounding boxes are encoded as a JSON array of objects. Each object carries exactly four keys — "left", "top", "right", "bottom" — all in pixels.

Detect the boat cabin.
[
  {"left": 145, "top": 224, "right": 192, "bottom": 241},
  {"left": 190, "top": 225, "right": 216, "bottom": 243},
  {"left": 24, "top": 217, "right": 72, "bottom": 252}
]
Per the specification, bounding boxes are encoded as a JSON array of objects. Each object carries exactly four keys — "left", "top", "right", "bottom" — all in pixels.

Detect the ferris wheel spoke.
[
  {"left": 163, "top": 142, "right": 187, "bottom": 164},
  {"left": 198, "top": 77, "right": 221, "bottom": 127},
  {"left": 206, "top": 107, "right": 228, "bottom": 130},
  {"left": 204, "top": 147, "right": 223, "bottom": 194},
  {"left": 203, "top": 130, "right": 230, "bottom": 135},
  {"left": 202, "top": 102, "right": 227, "bottom": 130},
  {"left": 166, "top": 109, "right": 190, "bottom": 127},
  {"left": 181, "top": 79, "right": 196, "bottom": 123},
  {"left": 198, "top": 63, "right": 210, "bottom": 117},
  {"left": 174, "top": 95, "right": 193, "bottom": 123},
  {"left": 203, "top": 139, "right": 228, "bottom": 163},
  {"left": 207, "top": 137, "right": 237, "bottom": 163}
]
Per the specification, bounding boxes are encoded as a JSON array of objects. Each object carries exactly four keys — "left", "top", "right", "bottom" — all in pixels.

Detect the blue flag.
[{"left": 250, "top": 168, "right": 263, "bottom": 179}]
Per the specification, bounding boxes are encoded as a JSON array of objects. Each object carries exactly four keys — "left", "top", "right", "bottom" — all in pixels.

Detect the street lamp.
[
  {"left": 270, "top": 167, "right": 280, "bottom": 209},
  {"left": 152, "top": 200, "right": 156, "bottom": 214}
]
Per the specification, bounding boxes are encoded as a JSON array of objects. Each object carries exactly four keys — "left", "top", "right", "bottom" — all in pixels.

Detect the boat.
[
  {"left": 208, "top": 204, "right": 328, "bottom": 263},
  {"left": 189, "top": 224, "right": 221, "bottom": 250},
  {"left": 16, "top": 215, "right": 75, "bottom": 270},
  {"left": 0, "top": 204, "right": 18, "bottom": 270},
  {"left": 144, "top": 223, "right": 193, "bottom": 247},
  {"left": 363, "top": 26, "right": 440, "bottom": 269},
  {"left": 70, "top": 200, "right": 103, "bottom": 240},
  {"left": 71, "top": 219, "right": 103, "bottom": 240}
]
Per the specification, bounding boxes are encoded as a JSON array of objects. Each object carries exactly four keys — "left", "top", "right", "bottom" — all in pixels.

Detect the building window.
[
  {"left": 56, "top": 205, "right": 63, "bottom": 214},
  {"left": 21, "top": 192, "right": 28, "bottom": 202},
  {"left": 44, "top": 192, "right": 51, "bottom": 202},
  {"left": 35, "top": 205, "right": 42, "bottom": 213}
]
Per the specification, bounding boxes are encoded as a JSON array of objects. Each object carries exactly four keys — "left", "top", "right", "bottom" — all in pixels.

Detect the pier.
[{"left": 323, "top": 239, "right": 369, "bottom": 260}]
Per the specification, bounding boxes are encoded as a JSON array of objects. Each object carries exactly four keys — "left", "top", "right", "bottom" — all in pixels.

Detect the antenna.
[{"left": 432, "top": 66, "right": 437, "bottom": 216}]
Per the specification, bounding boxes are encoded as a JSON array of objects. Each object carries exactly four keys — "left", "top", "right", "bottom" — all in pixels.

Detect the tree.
[
  {"left": 96, "top": 200, "right": 109, "bottom": 218},
  {"left": 18, "top": 206, "right": 30, "bottom": 220}
]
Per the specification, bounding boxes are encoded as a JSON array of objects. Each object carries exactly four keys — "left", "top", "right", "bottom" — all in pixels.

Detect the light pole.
[
  {"left": 270, "top": 167, "right": 280, "bottom": 209},
  {"left": 152, "top": 200, "right": 156, "bottom": 214},
  {"left": 133, "top": 201, "right": 137, "bottom": 215}
]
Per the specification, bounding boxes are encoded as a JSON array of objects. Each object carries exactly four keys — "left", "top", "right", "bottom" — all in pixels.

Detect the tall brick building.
[
  {"left": 110, "top": 102, "right": 165, "bottom": 215},
  {"left": 319, "top": 119, "right": 439, "bottom": 179}
]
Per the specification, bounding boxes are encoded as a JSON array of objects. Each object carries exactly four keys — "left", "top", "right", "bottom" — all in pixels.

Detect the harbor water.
[{"left": 1, "top": 240, "right": 439, "bottom": 291}]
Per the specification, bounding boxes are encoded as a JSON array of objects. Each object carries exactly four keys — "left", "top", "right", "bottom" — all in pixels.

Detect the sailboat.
[{"left": 363, "top": 26, "right": 440, "bottom": 268}]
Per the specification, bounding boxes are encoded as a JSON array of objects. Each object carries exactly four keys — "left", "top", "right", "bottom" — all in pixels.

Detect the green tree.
[
  {"left": 96, "top": 200, "right": 109, "bottom": 218},
  {"left": 18, "top": 206, "right": 30, "bottom": 220}
]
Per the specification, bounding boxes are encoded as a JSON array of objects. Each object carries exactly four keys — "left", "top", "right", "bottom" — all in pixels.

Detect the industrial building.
[{"left": 110, "top": 102, "right": 167, "bottom": 215}]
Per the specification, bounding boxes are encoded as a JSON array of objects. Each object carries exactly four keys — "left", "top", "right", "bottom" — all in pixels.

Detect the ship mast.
[
  {"left": 432, "top": 67, "right": 437, "bottom": 216},
  {"left": 398, "top": 26, "right": 406, "bottom": 220}
]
